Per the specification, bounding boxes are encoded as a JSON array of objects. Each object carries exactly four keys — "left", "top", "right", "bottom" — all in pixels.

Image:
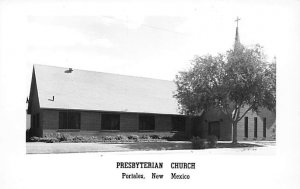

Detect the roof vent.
[{"left": 65, "top": 68, "right": 73, "bottom": 73}]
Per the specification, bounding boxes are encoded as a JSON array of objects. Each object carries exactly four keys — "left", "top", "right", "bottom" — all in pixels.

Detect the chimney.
[{"left": 65, "top": 68, "right": 73, "bottom": 73}]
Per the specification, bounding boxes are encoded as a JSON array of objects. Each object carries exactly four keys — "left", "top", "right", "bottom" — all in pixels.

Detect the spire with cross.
[
  {"left": 234, "top": 17, "right": 242, "bottom": 51},
  {"left": 235, "top": 17, "right": 240, "bottom": 28}
]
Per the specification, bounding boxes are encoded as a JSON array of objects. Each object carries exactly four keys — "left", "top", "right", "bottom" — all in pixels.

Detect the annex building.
[{"left": 27, "top": 64, "right": 275, "bottom": 141}]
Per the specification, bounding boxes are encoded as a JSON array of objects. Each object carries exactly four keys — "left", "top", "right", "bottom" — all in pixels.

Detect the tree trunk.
[{"left": 232, "top": 121, "right": 238, "bottom": 144}]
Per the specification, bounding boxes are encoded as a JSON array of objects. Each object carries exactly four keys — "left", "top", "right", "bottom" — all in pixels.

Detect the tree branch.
[
  {"left": 237, "top": 105, "right": 253, "bottom": 122},
  {"left": 235, "top": 106, "right": 241, "bottom": 122},
  {"left": 232, "top": 105, "right": 238, "bottom": 120},
  {"left": 204, "top": 84, "right": 213, "bottom": 95}
]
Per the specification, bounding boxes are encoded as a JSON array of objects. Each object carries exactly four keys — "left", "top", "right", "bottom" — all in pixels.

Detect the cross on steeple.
[
  {"left": 234, "top": 17, "right": 241, "bottom": 51},
  {"left": 235, "top": 17, "right": 241, "bottom": 28}
]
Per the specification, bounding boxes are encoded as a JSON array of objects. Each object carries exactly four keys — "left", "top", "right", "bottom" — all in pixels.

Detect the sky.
[{"left": 22, "top": 0, "right": 291, "bottom": 83}]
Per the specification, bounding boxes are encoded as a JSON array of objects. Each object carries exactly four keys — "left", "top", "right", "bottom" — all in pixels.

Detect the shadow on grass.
[
  {"left": 120, "top": 142, "right": 264, "bottom": 151},
  {"left": 119, "top": 142, "right": 193, "bottom": 151},
  {"left": 216, "top": 142, "right": 263, "bottom": 148}
]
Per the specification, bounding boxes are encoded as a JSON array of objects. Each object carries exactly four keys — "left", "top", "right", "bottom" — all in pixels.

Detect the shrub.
[
  {"left": 71, "top": 136, "right": 86, "bottom": 143},
  {"left": 26, "top": 129, "right": 31, "bottom": 142},
  {"left": 38, "top": 133, "right": 102, "bottom": 143},
  {"left": 29, "top": 136, "right": 40, "bottom": 142},
  {"left": 44, "top": 133, "right": 51, "bottom": 138},
  {"left": 89, "top": 136, "right": 99, "bottom": 142},
  {"left": 161, "top": 135, "right": 171, "bottom": 140},
  {"left": 27, "top": 128, "right": 40, "bottom": 142},
  {"left": 103, "top": 136, "right": 113, "bottom": 141},
  {"left": 115, "top": 135, "right": 128, "bottom": 141},
  {"left": 207, "top": 135, "right": 218, "bottom": 148},
  {"left": 169, "top": 132, "right": 190, "bottom": 141},
  {"left": 140, "top": 135, "right": 151, "bottom": 140},
  {"left": 103, "top": 136, "right": 117, "bottom": 142},
  {"left": 128, "top": 135, "right": 139, "bottom": 141},
  {"left": 40, "top": 138, "right": 59, "bottom": 143},
  {"left": 150, "top": 134, "right": 160, "bottom": 139},
  {"left": 44, "top": 133, "right": 59, "bottom": 139},
  {"left": 191, "top": 136, "right": 206, "bottom": 149},
  {"left": 272, "top": 127, "right": 276, "bottom": 139},
  {"left": 56, "top": 133, "right": 71, "bottom": 142}
]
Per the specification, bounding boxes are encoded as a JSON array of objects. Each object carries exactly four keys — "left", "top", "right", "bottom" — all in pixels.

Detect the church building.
[{"left": 27, "top": 19, "right": 275, "bottom": 141}]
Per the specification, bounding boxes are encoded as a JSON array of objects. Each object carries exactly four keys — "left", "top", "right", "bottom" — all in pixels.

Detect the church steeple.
[{"left": 234, "top": 17, "right": 242, "bottom": 51}]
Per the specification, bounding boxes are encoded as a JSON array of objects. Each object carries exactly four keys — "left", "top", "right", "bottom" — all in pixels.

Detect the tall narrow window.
[
  {"left": 244, "top": 117, "right": 248, "bottom": 138},
  {"left": 172, "top": 116, "right": 186, "bottom": 131},
  {"left": 263, "top": 118, "right": 267, "bottom": 138},
  {"left": 254, "top": 117, "right": 257, "bottom": 138},
  {"left": 59, "top": 111, "right": 80, "bottom": 129},
  {"left": 101, "top": 114, "right": 120, "bottom": 130},
  {"left": 139, "top": 114, "right": 155, "bottom": 130}
]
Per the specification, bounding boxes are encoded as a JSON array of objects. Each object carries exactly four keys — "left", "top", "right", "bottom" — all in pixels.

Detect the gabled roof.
[{"left": 33, "top": 64, "right": 181, "bottom": 115}]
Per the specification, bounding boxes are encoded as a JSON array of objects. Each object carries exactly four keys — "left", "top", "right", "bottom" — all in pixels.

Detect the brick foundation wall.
[
  {"left": 40, "top": 107, "right": 275, "bottom": 141},
  {"left": 81, "top": 111, "right": 101, "bottom": 131},
  {"left": 155, "top": 115, "right": 172, "bottom": 131},
  {"left": 237, "top": 106, "right": 276, "bottom": 140},
  {"left": 42, "top": 110, "right": 59, "bottom": 130},
  {"left": 196, "top": 106, "right": 275, "bottom": 141},
  {"left": 120, "top": 113, "right": 139, "bottom": 132},
  {"left": 219, "top": 118, "right": 232, "bottom": 141},
  {"left": 40, "top": 110, "right": 191, "bottom": 134},
  {"left": 199, "top": 109, "right": 232, "bottom": 141}
]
